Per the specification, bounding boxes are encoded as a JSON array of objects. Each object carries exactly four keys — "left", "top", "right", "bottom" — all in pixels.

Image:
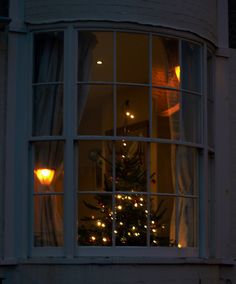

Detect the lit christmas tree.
[{"left": 78, "top": 140, "right": 171, "bottom": 246}]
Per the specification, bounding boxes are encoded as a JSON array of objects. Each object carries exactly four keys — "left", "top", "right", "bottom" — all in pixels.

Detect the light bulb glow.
[
  {"left": 34, "top": 168, "right": 55, "bottom": 186},
  {"left": 102, "top": 237, "right": 107, "bottom": 242},
  {"left": 97, "top": 60, "right": 103, "bottom": 65},
  {"left": 178, "top": 243, "right": 182, "bottom": 248},
  {"left": 175, "top": 65, "right": 180, "bottom": 82},
  {"left": 130, "top": 114, "right": 134, "bottom": 119}
]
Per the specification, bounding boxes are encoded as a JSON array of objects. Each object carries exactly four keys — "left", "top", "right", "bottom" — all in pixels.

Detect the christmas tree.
[{"left": 78, "top": 140, "right": 171, "bottom": 246}]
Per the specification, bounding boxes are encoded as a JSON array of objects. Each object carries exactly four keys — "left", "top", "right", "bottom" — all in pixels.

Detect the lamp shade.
[{"left": 34, "top": 168, "right": 55, "bottom": 186}]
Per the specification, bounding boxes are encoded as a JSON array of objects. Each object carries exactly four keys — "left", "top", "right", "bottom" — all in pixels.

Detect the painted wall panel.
[{"left": 24, "top": 0, "right": 217, "bottom": 44}]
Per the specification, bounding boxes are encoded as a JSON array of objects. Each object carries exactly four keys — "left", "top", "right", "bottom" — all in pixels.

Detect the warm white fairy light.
[
  {"left": 114, "top": 230, "right": 118, "bottom": 234},
  {"left": 178, "top": 243, "right": 182, "bottom": 248},
  {"left": 101, "top": 223, "right": 106, "bottom": 228},
  {"left": 130, "top": 114, "right": 134, "bottom": 119},
  {"left": 145, "top": 210, "right": 148, "bottom": 214},
  {"left": 140, "top": 197, "right": 144, "bottom": 201},
  {"left": 91, "top": 215, "right": 95, "bottom": 219},
  {"left": 144, "top": 225, "right": 147, "bottom": 229},
  {"left": 128, "top": 196, "right": 132, "bottom": 200},
  {"left": 134, "top": 203, "right": 138, "bottom": 207},
  {"left": 151, "top": 220, "right": 155, "bottom": 224},
  {"left": 117, "top": 205, "right": 122, "bottom": 210},
  {"left": 102, "top": 237, "right": 107, "bottom": 242},
  {"left": 97, "top": 221, "right": 102, "bottom": 227},
  {"left": 91, "top": 236, "right": 96, "bottom": 241},
  {"left": 119, "top": 222, "right": 123, "bottom": 226},
  {"left": 140, "top": 203, "right": 143, "bottom": 207},
  {"left": 132, "top": 226, "right": 136, "bottom": 230},
  {"left": 152, "top": 229, "right": 157, "bottom": 233},
  {"left": 161, "top": 225, "right": 165, "bottom": 229},
  {"left": 97, "top": 60, "right": 103, "bottom": 65},
  {"left": 128, "top": 232, "right": 131, "bottom": 236},
  {"left": 117, "top": 194, "right": 122, "bottom": 199}
]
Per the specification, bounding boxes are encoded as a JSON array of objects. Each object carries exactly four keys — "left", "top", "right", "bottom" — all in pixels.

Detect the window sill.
[{"left": 1, "top": 257, "right": 234, "bottom": 266}]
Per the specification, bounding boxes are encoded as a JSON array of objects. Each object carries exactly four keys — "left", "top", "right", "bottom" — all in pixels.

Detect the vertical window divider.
[
  {"left": 199, "top": 43, "right": 208, "bottom": 258},
  {"left": 64, "top": 25, "right": 76, "bottom": 258},
  {"left": 175, "top": 145, "right": 179, "bottom": 247},
  {"left": 112, "top": 31, "right": 117, "bottom": 246},
  {"left": 28, "top": 32, "right": 34, "bottom": 256},
  {"left": 147, "top": 33, "right": 152, "bottom": 247},
  {"left": 179, "top": 39, "right": 183, "bottom": 142}
]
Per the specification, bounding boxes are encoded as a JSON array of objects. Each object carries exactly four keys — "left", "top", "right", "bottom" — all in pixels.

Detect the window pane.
[
  {"left": 182, "top": 93, "right": 202, "bottom": 143},
  {"left": 77, "top": 194, "right": 112, "bottom": 246},
  {"left": 150, "top": 143, "right": 176, "bottom": 194},
  {"left": 182, "top": 41, "right": 201, "bottom": 92},
  {"left": 177, "top": 197, "right": 197, "bottom": 247},
  {"left": 33, "top": 85, "right": 63, "bottom": 136},
  {"left": 207, "top": 51, "right": 213, "bottom": 100},
  {"left": 34, "top": 141, "right": 64, "bottom": 193},
  {"left": 152, "top": 88, "right": 180, "bottom": 139},
  {"left": 34, "top": 32, "right": 64, "bottom": 83},
  {"left": 115, "top": 194, "right": 147, "bottom": 246},
  {"left": 177, "top": 146, "right": 198, "bottom": 195},
  {"left": 117, "top": 86, "right": 149, "bottom": 136},
  {"left": 117, "top": 32, "right": 149, "bottom": 84},
  {"left": 150, "top": 195, "right": 175, "bottom": 246},
  {"left": 78, "top": 31, "right": 113, "bottom": 82},
  {"left": 34, "top": 195, "right": 64, "bottom": 247},
  {"left": 115, "top": 141, "right": 147, "bottom": 192},
  {"left": 77, "top": 84, "right": 113, "bottom": 135},
  {"left": 78, "top": 140, "right": 113, "bottom": 192},
  {"left": 152, "top": 36, "right": 179, "bottom": 88}
]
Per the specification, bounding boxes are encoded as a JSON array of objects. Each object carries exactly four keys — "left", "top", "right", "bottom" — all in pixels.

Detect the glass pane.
[
  {"left": 117, "top": 32, "right": 149, "bottom": 84},
  {"left": 177, "top": 197, "right": 197, "bottom": 247},
  {"left": 177, "top": 146, "right": 198, "bottom": 195},
  {"left": 77, "top": 194, "right": 112, "bottom": 246},
  {"left": 182, "top": 41, "right": 201, "bottom": 92},
  {"left": 150, "top": 195, "right": 175, "bottom": 246},
  {"left": 208, "top": 100, "right": 214, "bottom": 148},
  {"left": 78, "top": 31, "right": 113, "bottom": 82},
  {"left": 150, "top": 143, "right": 176, "bottom": 194},
  {"left": 117, "top": 86, "right": 149, "bottom": 136},
  {"left": 115, "top": 141, "right": 147, "bottom": 192},
  {"left": 182, "top": 93, "right": 202, "bottom": 143},
  {"left": 33, "top": 85, "right": 63, "bottom": 136},
  {"left": 34, "top": 195, "right": 63, "bottom": 246},
  {"left": 78, "top": 140, "right": 113, "bottom": 192},
  {"left": 115, "top": 194, "right": 147, "bottom": 246},
  {"left": 152, "top": 88, "right": 180, "bottom": 139},
  {"left": 34, "top": 141, "right": 64, "bottom": 193},
  {"left": 77, "top": 84, "right": 113, "bottom": 135},
  {"left": 152, "top": 36, "right": 179, "bottom": 88},
  {"left": 34, "top": 32, "right": 64, "bottom": 83}
]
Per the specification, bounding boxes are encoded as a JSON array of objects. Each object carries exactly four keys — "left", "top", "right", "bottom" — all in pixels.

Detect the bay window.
[{"left": 30, "top": 28, "right": 211, "bottom": 256}]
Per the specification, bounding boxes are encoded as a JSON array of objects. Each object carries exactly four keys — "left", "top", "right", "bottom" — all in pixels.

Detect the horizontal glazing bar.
[
  {"left": 29, "top": 136, "right": 66, "bottom": 141},
  {"left": 33, "top": 192, "right": 64, "bottom": 196},
  {"left": 77, "top": 191, "right": 198, "bottom": 198},
  {"left": 32, "top": 82, "right": 64, "bottom": 86},
  {"left": 76, "top": 81, "right": 202, "bottom": 96}
]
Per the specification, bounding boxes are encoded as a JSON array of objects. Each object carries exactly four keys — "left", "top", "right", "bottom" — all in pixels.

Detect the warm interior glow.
[
  {"left": 159, "top": 103, "right": 180, "bottom": 117},
  {"left": 175, "top": 65, "right": 180, "bottom": 82},
  {"left": 34, "top": 168, "right": 55, "bottom": 186},
  {"left": 96, "top": 60, "right": 103, "bottom": 65}
]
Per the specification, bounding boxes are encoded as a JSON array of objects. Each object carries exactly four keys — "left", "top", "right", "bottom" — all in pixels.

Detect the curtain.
[{"left": 34, "top": 32, "right": 64, "bottom": 246}]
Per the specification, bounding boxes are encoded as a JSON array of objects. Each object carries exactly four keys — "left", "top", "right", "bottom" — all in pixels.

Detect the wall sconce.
[{"left": 34, "top": 168, "right": 55, "bottom": 186}]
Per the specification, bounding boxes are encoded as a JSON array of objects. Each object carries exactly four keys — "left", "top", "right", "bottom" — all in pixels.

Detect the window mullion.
[
  {"left": 199, "top": 43, "right": 208, "bottom": 258},
  {"left": 64, "top": 25, "right": 76, "bottom": 258}
]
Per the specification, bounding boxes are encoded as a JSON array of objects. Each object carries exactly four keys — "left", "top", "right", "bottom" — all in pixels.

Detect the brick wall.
[{"left": 24, "top": 0, "right": 217, "bottom": 44}]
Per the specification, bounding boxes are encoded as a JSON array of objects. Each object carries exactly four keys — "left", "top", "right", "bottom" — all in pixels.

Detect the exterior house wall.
[
  {"left": 24, "top": 0, "right": 217, "bottom": 44},
  {"left": 229, "top": 49, "right": 236, "bottom": 258},
  {"left": 1, "top": 0, "right": 236, "bottom": 283},
  {"left": 0, "top": 30, "right": 7, "bottom": 260}
]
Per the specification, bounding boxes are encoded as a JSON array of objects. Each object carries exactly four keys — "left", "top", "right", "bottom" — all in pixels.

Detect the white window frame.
[{"left": 28, "top": 24, "right": 213, "bottom": 259}]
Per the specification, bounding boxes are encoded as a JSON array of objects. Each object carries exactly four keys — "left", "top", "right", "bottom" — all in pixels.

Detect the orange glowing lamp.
[
  {"left": 175, "top": 65, "right": 180, "bottom": 82},
  {"left": 34, "top": 168, "right": 55, "bottom": 186}
]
